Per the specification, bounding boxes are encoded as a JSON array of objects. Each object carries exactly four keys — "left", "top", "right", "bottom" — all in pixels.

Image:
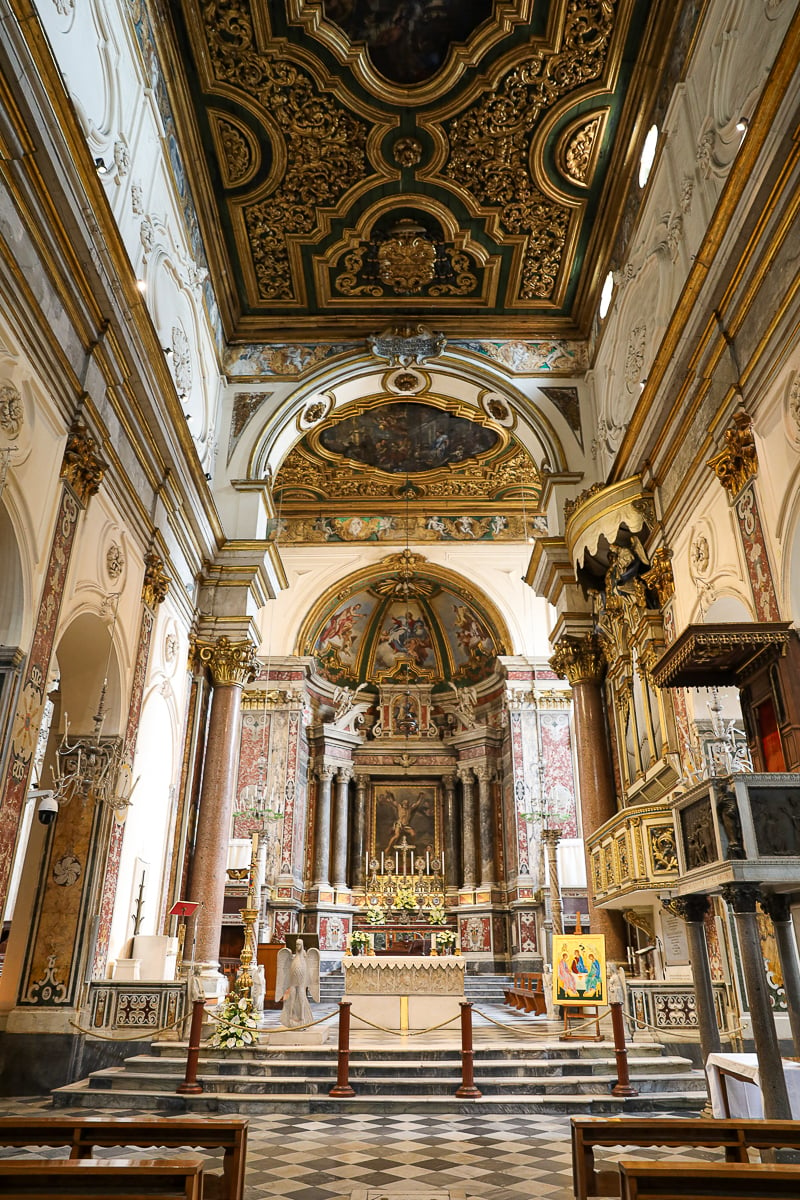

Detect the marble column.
[
  {"left": 313, "top": 765, "right": 335, "bottom": 887},
  {"left": 443, "top": 774, "right": 459, "bottom": 891},
  {"left": 722, "top": 883, "right": 792, "bottom": 1119},
  {"left": 669, "top": 896, "right": 721, "bottom": 1064},
  {"left": 475, "top": 766, "right": 495, "bottom": 889},
  {"left": 332, "top": 766, "right": 353, "bottom": 890},
  {"left": 542, "top": 828, "right": 564, "bottom": 936},
  {"left": 759, "top": 893, "right": 800, "bottom": 1057},
  {"left": 191, "top": 637, "right": 257, "bottom": 968},
  {"left": 550, "top": 633, "right": 626, "bottom": 960},
  {"left": 351, "top": 773, "right": 368, "bottom": 889},
  {"left": 458, "top": 767, "right": 477, "bottom": 889}
]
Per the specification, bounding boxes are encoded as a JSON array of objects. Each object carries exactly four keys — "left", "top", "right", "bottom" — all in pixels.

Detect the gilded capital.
[
  {"left": 194, "top": 636, "right": 258, "bottom": 687},
  {"left": 60, "top": 418, "right": 107, "bottom": 507},
  {"left": 142, "top": 551, "right": 170, "bottom": 609},
  {"left": 706, "top": 411, "right": 757, "bottom": 500},
  {"left": 550, "top": 633, "right": 605, "bottom": 685},
  {"left": 642, "top": 546, "right": 674, "bottom": 608}
]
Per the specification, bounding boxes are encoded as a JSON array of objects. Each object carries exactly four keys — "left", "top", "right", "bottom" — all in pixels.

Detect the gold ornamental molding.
[
  {"left": 706, "top": 411, "right": 758, "bottom": 501},
  {"left": 642, "top": 547, "right": 674, "bottom": 609},
  {"left": 142, "top": 551, "right": 170, "bottom": 609},
  {"left": 194, "top": 636, "right": 259, "bottom": 687},
  {"left": 60, "top": 419, "right": 107, "bottom": 508},
  {"left": 549, "top": 632, "right": 606, "bottom": 686}
]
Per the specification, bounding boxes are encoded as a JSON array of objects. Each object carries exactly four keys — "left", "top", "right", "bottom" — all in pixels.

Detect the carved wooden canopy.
[
  {"left": 153, "top": 0, "right": 684, "bottom": 339},
  {"left": 651, "top": 622, "right": 794, "bottom": 689}
]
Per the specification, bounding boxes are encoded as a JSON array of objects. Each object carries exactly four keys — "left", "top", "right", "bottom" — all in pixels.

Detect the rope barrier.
[
  {"left": 204, "top": 1005, "right": 339, "bottom": 1033},
  {"left": 69, "top": 1012, "right": 186, "bottom": 1042},
  {"left": 626, "top": 1011, "right": 746, "bottom": 1043},
  {"left": 349, "top": 1011, "right": 461, "bottom": 1037},
  {"left": 471, "top": 1004, "right": 612, "bottom": 1036}
]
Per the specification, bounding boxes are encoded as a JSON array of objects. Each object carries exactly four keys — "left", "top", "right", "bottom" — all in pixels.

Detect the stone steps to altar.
[{"left": 53, "top": 1026, "right": 706, "bottom": 1114}]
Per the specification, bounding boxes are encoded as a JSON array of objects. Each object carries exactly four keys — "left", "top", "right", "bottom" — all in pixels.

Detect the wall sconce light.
[{"left": 94, "top": 157, "right": 108, "bottom": 174}]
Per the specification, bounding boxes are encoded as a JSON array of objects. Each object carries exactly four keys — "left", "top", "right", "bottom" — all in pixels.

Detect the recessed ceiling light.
[
  {"left": 736, "top": 117, "right": 749, "bottom": 134},
  {"left": 94, "top": 157, "right": 107, "bottom": 175},
  {"left": 599, "top": 271, "right": 614, "bottom": 320},
  {"left": 638, "top": 124, "right": 659, "bottom": 188}
]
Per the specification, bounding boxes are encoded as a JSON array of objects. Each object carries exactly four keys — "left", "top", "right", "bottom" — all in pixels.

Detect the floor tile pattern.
[{"left": 0, "top": 1097, "right": 728, "bottom": 1200}]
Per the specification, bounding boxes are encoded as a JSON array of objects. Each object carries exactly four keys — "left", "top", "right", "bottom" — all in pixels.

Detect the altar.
[{"left": 343, "top": 955, "right": 466, "bottom": 1031}]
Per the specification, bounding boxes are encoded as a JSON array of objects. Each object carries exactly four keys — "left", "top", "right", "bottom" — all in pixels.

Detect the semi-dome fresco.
[{"left": 299, "top": 551, "right": 509, "bottom": 688}]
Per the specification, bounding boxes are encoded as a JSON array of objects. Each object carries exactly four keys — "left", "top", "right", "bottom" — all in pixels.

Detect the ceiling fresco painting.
[
  {"left": 317, "top": 400, "right": 499, "bottom": 473},
  {"left": 301, "top": 551, "right": 509, "bottom": 687},
  {"left": 157, "top": 1, "right": 679, "bottom": 339},
  {"left": 319, "top": 0, "right": 495, "bottom": 85}
]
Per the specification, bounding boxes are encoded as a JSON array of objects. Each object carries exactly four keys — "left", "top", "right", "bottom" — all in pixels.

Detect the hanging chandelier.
[{"left": 50, "top": 593, "right": 138, "bottom": 814}]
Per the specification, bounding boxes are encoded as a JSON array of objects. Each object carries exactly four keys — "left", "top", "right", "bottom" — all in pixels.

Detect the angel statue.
[
  {"left": 275, "top": 938, "right": 321, "bottom": 1028},
  {"left": 330, "top": 682, "right": 371, "bottom": 732}
]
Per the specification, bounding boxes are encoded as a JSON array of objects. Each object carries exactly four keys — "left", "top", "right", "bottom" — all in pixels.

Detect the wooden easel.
[{"left": 559, "top": 1004, "right": 603, "bottom": 1041}]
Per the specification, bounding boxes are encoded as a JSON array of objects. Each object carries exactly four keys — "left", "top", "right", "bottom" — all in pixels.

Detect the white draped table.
[
  {"left": 342, "top": 955, "right": 466, "bottom": 1032},
  {"left": 706, "top": 1052, "right": 800, "bottom": 1117}
]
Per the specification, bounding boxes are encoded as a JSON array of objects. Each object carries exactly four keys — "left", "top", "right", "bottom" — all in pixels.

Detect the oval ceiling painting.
[
  {"left": 318, "top": 401, "right": 499, "bottom": 474},
  {"left": 321, "top": 1, "right": 494, "bottom": 85},
  {"left": 300, "top": 553, "right": 508, "bottom": 688}
]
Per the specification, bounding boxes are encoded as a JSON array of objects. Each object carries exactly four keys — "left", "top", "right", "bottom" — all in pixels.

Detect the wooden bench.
[
  {"left": 504, "top": 972, "right": 546, "bottom": 1014},
  {"left": 619, "top": 1159, "right": 800, "bottom": 1199},
  {"left": 0, "top": 1154, "right": 204, "bottom": 1198},
  {"left": 571, "top": 1116, "right": 800, "bottom": 1200},
  {"left": 0, "top": 1116, "right": 248, "bottom": 1200}
]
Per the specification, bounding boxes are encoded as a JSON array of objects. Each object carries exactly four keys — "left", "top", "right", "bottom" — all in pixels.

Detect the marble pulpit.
[{"left": 343, "top": 955, "right": 466, "bottom": 1031}]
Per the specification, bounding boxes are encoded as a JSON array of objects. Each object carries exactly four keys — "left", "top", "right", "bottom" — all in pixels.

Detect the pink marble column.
[
  {"left": 190, "top": 637, "right": 257, "bottom": 966},
  {"left": 551, "top": 633, "right": 626, "bottom": 960}
]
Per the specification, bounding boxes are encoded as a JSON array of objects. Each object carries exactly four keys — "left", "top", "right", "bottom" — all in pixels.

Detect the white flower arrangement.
[
  {"left": 427, "top": 904, "right": 447, "bottom": 925},
  {"left": 208, "top": 993, "right": 259, "bottom": 1048},
  {"left": 435, "top": 928, "right": 457, "bottom": 949},
  {"left": 365, "top": 905, "right": 386, "bottom": 925},
  {"left": 349, "top": 930, "right": 371, "bottom": 951}
]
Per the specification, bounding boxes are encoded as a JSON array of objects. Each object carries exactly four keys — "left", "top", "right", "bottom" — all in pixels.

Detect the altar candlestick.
[
  {"left": 426, "top": 850, "right": 430, "bottom": 873},
  {"left": 380, "top": 851, "right": 384, "bottom": 873},
  {"left": 395, "top": 851, "right": 399, "bottom": 873}
]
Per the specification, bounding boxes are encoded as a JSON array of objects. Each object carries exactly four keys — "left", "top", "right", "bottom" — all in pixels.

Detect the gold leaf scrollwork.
[
  {"left": 142, "top": 551, "right": 171, "bottom": 609},
  {"left": 706, "top": 411, "right": 758, "bottom": 501},
  {"left": 334, "top": 219, "right": 478, "bottom": 298},
  {"left": 60, "top": 418, "right": 107, "bottom": 508},
  {"left": 444, "top": 0, "right": 615, "bottom": 301},
  {"left": 194, "top": 636, "right": 259, "bottom": 687},
  {"left": 561, "top": 115, "right": 602, "bottom": 185},
  {"left": 203, "top": 1, "right": 368, "bottom": 303},
  {"left": 642, "top": 547, "right": 674, "bottom": 609}
]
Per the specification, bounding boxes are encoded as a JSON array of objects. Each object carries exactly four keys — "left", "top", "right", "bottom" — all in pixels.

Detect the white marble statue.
[
  {"left": 542, "top": 962, "right": 555, "bottom": 1018},
  {"left": 275, "top": 939, "right": 321, "bottom": 1028},
  {"left": 251, "top": 964, "right": 266, "bottom": 1015},
  {"left": 330, "top": 683, "right": 371, "bottom": 732}
]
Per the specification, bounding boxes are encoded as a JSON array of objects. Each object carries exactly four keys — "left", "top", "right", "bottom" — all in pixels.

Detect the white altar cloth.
[
  {"left": 706, "top": 1052, "right": 800, "bottom": 1118},
  {"left": 343, "top": 955, "right": 466, "bottom": 1032}
]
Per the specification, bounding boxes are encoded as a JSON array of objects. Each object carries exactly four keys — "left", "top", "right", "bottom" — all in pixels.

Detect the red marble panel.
[
  {"left": 459, "top": 913, "right": 491, "bottom": 952},
  {"left": 518, "top": 910, "right": 537, "bottom": 953},
  {"left": 734, "top": 484, "right": 780, "bottom": 621}
]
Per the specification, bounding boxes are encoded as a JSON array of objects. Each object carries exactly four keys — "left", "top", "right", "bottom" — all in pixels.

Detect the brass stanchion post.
[
  {"left": 455, "top": 1001, "right": 482, "bottom": 1099},
  {"left": 330, "top": 1000, "right": 355, "bottom": 1097}
]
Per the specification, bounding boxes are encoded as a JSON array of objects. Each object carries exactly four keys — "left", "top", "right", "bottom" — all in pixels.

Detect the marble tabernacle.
[{"left": 342, "top": 955, "right": 466, "bottom": 1031}]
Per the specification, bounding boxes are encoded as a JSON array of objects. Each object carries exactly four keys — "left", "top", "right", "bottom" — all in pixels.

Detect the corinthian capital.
[
  {"left": 194, "top": 636, "right": 258, "bottom": 687},
  {"left": 706, "top": 411, "right": 757, "bottom": 501},
  {"left": 550, "top": 633, "right": 605, "bottom": 685},
  {"left": 60, "top": 418, "right": 107, "bottom": 507}
]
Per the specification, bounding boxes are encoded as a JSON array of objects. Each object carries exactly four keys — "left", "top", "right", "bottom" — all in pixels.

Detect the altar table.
[
  {"left": 706, "top": 1052, "right": 800, "bottom": 1117},
  {"left": 342, "top": 955, "right": 466, "bottom": 1031}
]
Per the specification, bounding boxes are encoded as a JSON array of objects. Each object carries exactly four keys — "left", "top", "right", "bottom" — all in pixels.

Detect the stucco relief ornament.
[
  {"left": 106, "top": 542, "right": 124, "bottom": 580},
  {"left": 171, "top": 326, "right": 192, "bottom": 397},
  {"left": 52, "top": 853, "right": 81, "bottom": 887},
  {"left": 113, "top": 139, "right": 130, "bottom": 182},
  {"left": 392, "top": 136, "right": 423, "bottom": 167},
  {"left": 0, "top": 382, "right": 23, "bottom": 437},
  {"left": 142, "top": 551, "right": 170, "bottom": 609},
  {"left": 706, "top": 411, "right": 758, "bottom": 500},
  {"left": 624, "top": 324, "right": 647, "bottom": 393},
  {"left": 690, "top": 534, "right": 710, "bottom": 576},
  {"left": 297, "top": 393, "right": 333, "bottom": 431},
  {"left": 786, "top": 374, "right": 800, "bottom": 442},
  {"left": 60, "top": 419, "right": 107, "bottom": 507},
  {"left": 368, "top": 322, "right": 446, "bottom": 367}
]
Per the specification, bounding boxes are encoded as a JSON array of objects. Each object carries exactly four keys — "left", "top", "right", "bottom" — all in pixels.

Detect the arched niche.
[
  {"left": 0, "top": 502, "right": 24, "bottom": 648},
  {"left": 53, "top": 610, "right": 123, "bottom": 738}
]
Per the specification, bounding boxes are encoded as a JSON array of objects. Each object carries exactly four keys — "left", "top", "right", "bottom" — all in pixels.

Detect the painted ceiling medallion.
[
  {"left": 318, "top": 401, "right": 499, "bottom": 474},
  {"left": 162, "top": 1, "right": 682, "bottom": 336}
]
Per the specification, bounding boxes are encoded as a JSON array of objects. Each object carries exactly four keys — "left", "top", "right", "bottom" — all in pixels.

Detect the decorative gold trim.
[
  {"left": 642, "top": 547, "right": 674, "bottom": 609},
  {"left": 194, "top": 636, "right": 259, "bottom": 687},
  {"left": 550, "top": 633, "right": 606, "bottom": 685},
  {"left": 60, "top": 418, "right": 107, "bottom": 508},
  {"left": 142, "top": 551, "right": 170, "bottom": 609},
  {"left": 556, "top": 109, "right": 609, "bottom": 189},
  {"left": 706, "top": 411, "right": 758, "bottom": 501}
]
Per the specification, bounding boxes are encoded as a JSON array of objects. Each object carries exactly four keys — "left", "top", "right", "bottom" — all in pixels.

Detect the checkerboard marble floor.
[{"left": 0, "top": 1098, "right": 728, "bottom": 1200}]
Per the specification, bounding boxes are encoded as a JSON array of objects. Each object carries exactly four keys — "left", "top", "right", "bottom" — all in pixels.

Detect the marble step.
[
  {"left": 75, "top": 1065, "right": 706, "bottom": 1098},
  {"left": 52, "top": 1080, "right": 705, "bottom": 1115},
  {"left": 146, "top": 1039, "right": 670, "bottom": 1061},
  {"left": 118, "top": 1052, "right": 697, "bottom": 1080}
]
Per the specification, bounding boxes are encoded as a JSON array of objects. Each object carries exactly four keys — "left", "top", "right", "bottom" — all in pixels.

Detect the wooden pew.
[
  {"left": 0, "top": 1154, "right": 204, "bottom": 1199},
  {"left": 0, "top": 1115, "right": 248, "bottom": 1200},
  {"left": 619, "top": 1159, "right": 800, "bottom": 1199},
  {"left": 571, "top": 1116, "right": 800, "bottom": 1200},
  {"left": 504, "top": 972, "right": 546, "bottom": 1014}
]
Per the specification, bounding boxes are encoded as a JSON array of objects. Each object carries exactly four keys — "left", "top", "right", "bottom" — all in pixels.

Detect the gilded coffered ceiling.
[{"left": 155, "top": 0, "right": 680, "bottom": 339}]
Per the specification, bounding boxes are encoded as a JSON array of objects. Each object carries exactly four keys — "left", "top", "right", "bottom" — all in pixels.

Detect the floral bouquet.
[
  {"left": 349, "top": 930, "right": 371, "bottom": 954},
  {"left": 427, "top": 904, "right": 447, "bottom": 925},
  {"left": 434, "top": 928, "right": 457, "bottom": 953},
  {"left": 365, "top": 905, "right": 386, "bottom": 925},
  {"left": 393, "top": 886, "right": 419, "bottom": 912},
  {"left": 208, "top": 993, "right": 259, "bottom": 1049}
]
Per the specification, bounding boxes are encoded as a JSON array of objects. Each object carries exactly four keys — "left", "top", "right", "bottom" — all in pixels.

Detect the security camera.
[{"left": 36, "top": 793, "right": 58, "bottom": 825}]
